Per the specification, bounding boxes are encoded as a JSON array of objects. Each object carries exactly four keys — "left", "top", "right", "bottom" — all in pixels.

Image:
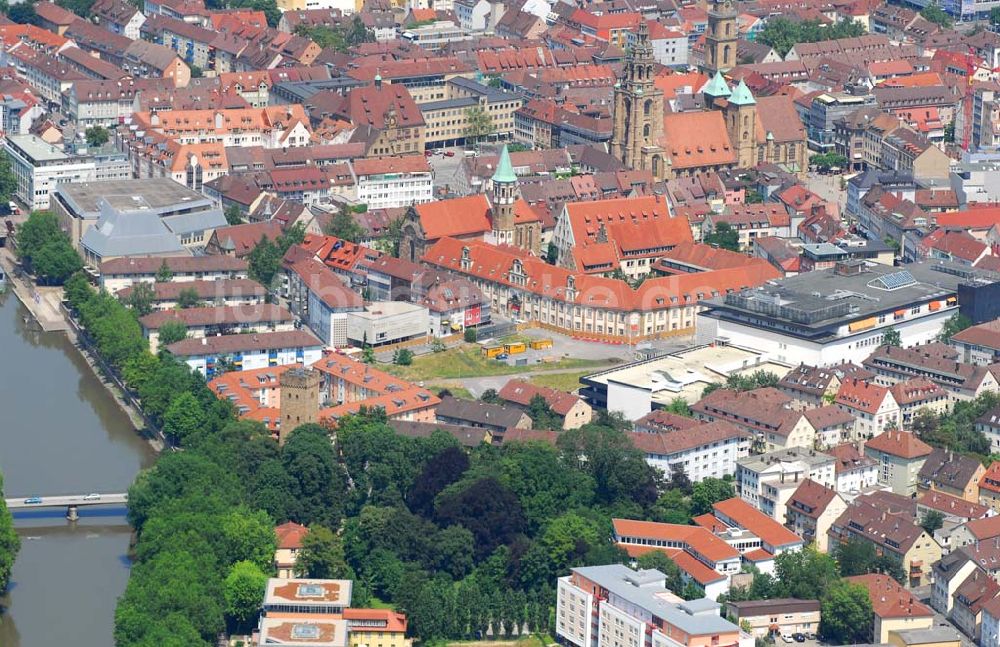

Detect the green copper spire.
[
  {"left": 729, "top": 78, "right": 756, "bottom": 106},
  {"left": 492, "top": 144, "right": 517, "bottom": 184},
  {"left": 701, "top": 71, "right": 731, "bottom": 98}
]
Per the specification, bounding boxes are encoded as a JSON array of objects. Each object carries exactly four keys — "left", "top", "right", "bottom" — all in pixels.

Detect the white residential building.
[
  {"left": 630, "top": 414, "right": 751, "bottom": 483},
  {"left": 352, "top": 156, "right": 434, "bottom": 210},
  {"left": 735, "top": 448, "right": 836, "bottom": 522},
  {"left": 166, "top": 330, "right": 325, "bottom": 378}
]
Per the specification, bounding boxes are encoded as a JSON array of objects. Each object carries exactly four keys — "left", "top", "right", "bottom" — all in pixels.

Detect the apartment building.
[
  {"left": 834, "top": 378, "right": 901, "bottom": 438},
  {"left": 352, "top": 156, "right": 434, "bottom": 210},
  {"left": 785, "top": 478, "right": 847, "bottom": 552},
  {"left": 168, "top": 329, "right": 325, "bottom": 377},
  {"left": 628, "top": 418, "right": 750, "bottom": 483},
  {"left": 556, "top": 564, "right": 752, "bottom": 647},
  {"left": 863, "top": 430, "right": 933, "bottom": 496},
  {"left": 98, "top": 255, "right": 249, "bottom": 293},
  {"left": 735, "top": 448, "right": 836, "bottom": 523},
  {"left": 693, "top": 388, "right": 817, "bottom": 453}
]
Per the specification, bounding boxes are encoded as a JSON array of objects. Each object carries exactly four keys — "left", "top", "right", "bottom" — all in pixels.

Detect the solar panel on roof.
[{"left": 873, "top": 270, "right": 916, "bottom": 291}]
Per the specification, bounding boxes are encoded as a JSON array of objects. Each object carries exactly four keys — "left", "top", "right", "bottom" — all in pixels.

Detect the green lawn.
[
  {"left": 427, "top": 383, "right": 474, "bottom": 400},
  {"left": 382, "top": 345, "right": 610, "bottom": 381},
  {"left": 367, "top": 596, "right": 395, "bottom": 610},
  {"left": 527, "top": 371, "right": 591, "bottom": 393}
]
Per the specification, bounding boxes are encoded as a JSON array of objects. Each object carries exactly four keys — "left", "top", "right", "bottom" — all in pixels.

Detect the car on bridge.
[
  {"left": 83, "top": 493, "right": 101, "bottom": 501},
  {"left": 23, "top": 497, "right": 41, "bottom": 504}
]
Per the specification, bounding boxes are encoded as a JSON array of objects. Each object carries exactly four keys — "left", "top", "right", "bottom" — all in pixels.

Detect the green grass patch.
[
  {"left": 527, "top": 371, "right": 591, "bottom": 393},
  {"left": 427, "top": 383, "right": 474, "bottom": 400},
  {"left": 368, "top": 596, "right": 395, "bottom": 609},
  {"left": 382, "top": 345, "right": 610, "bottom": 381}
]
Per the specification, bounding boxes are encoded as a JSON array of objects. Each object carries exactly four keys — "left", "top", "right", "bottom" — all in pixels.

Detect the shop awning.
[
  {"left": 894, "top": 309, "right": 907, "bottom": 317},
  {"left": 929, "top": 301, "right": 941, "bottom": 311},
  {"left": 849, "top": 317, "right": 877, "bottom": 332}
]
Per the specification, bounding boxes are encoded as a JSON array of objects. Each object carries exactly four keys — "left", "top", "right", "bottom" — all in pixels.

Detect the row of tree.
[
  {"left": 757, "top": 17, "right": 867, "bottom": 58},
  {"left": 16, "top": 211, "right": 82, "bottom": 285},
  {"left": 0, "top": 468, "right": 19, "bottom": 595}
]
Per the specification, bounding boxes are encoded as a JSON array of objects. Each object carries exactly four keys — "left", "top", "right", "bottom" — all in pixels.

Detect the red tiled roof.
[
  {"left": 835, "top": 378, "right": 891, "bottom": 415},
  {"left": 414, "top": 195, "right": 492, "bottom": 240},
  {"left": 864, "top": 430, "right": 932, "bottom": 459},
  {"left": 498, "top": 379, "right": 582, "bottom": 415},
  {"left": 712, "top": 497, "right": 804, "bottom": 549},
  {"left": 275, "top": 521, "right": 309, "bottom": 549},
  {"left": 846, "top": 574, "right": 934, "bottom": 619}
]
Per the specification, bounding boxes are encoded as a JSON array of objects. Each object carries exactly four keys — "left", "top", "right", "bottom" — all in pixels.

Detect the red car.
[{"left": 443, "top": 150, "right": 455, "bottom": 157}]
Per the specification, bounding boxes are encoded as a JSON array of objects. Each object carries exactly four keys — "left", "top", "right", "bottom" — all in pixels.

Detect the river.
[{"left": 0, "top": 290, "right": 156, "bottom": 646}]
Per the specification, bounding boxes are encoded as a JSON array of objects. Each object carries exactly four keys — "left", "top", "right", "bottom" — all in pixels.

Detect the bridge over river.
[{"left": 6, "top": 493, "right": 128, "bottom": 520}]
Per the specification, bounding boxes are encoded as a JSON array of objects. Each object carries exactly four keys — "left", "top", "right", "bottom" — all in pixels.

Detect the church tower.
[
  {"left": 724, "top": 79, "right": 758, "bottom": 168},
  {"left": 611, "top": 21, "right": 666, "bottom": 179},
  {"left": 704, "top": 0, "right": 737, "bottom": 75},
  {"left": 491, "top": 144, "right": 518, "bottom": 246}
]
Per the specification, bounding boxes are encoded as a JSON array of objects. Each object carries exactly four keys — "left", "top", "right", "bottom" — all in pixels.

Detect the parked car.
[
  {"left": 496, "top": 353, "right": 509, "bottom": 360},
  {"left": 83, "top": 493, "right": 101, "bottom": 501},
  {"left": 793, "top": 634, "right": 806, "bottom": 643},
  {"left": 781, "top": 636, "right": 794, "bottom": 644},
  {"left": 443, "top": 151, "right": 455, "bottom": 157},
  {"left": 424, "top": 150, "right": 433, "bottom": 157},
  {"left": 23, "top": 497, "right": 42, "bottom": 504}
]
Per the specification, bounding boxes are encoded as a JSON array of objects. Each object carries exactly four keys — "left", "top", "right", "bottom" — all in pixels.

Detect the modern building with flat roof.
[
  {"left": 346, "top": 301, "right": 429, "bottom": 347},
  {"left": 52, "top": 178, "right": 220, "bottom": 248},
  {"left": 580, "top": 344, "right": 791, "bottom": 420},
  {"left": 696, "top": 260, "right": 972, "bottom": 366},
  {"left": 4, "top": 134, "right": 96, "bottom": 210}
]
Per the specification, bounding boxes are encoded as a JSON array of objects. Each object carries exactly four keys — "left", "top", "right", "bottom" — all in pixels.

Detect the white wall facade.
[
  {"left": 556, "top": 577, "right": 595, "bottom": 647},
  {"left": 697, "top": 307, "right": 956, "bottom": 367}
]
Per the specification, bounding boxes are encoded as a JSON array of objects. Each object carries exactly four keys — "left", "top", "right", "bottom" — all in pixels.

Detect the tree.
[
  {"left": 944, "top": 121, "right": 956, "bottom": 143},
  {"left": 481, "top": 388, "right": 501, "bottom": 404},
  {"left": 819, "top": 580, "right": 873, "bottom": 644},
  {"left": 224, "top": 204, "right": 242, "bottom": 225},
  {"left": 464, "top": 327, "right": 477, "bottom": 343},
  {"left": 296, "top": 525, "right": 351, "bottom": 579},
  {"left": 248, "top": 235, "right": 281, "bottom": 288},
  {"left": 834, "top": 538, "right": 877, "bottom": 577},
  {"left": 774, "top": 546, "right": 839, "bottom": 600},
  {"left": 744, "top": 189, "right": 765, "bottom": 204},
  {"left": 162, "top": 392, "right": 206, "bottom": 445},
  {"left": 920, "top": 510, "right": 945, "bottom": 535},
  {"left": 31, "top": 238, "right": 82, "bottom": 285},
  {"left": 758, "top": 17, "right": 865, "bottom": 58},
  {"left": 557, "top": 423, "right": 659, "bottom": 506},
  {"left": 435, "top": 476, "right": 526, "bottom": 559},
  {"left": 704, "top": 222, "right": 740, "bottom": 252},
  {"left": 637, "top": 550, "right": 684, "bottom": 592},
  {"left": 393, "top": 348, "right": 414, "bottom": 366},
  {"left": 15, "top": 211, "right": 81, "bottom": 284},
  {"left": 125, "top": 281, "right": 156, "bottom": 316},
  {"left": 155, "top": 259, "right": 174, "bottom": 282},
  {"left": 0, "top": 152, "right": 15, "bottom": 205},
  {"left": 85, "top": 125, "right": 110, "bottom": 147},
  {"left": 665, "top": 397, "right": 691, "bottom": 416},
  {"left": 881, "top": 327, "right": 902, "bottom": 347},
  {"left": 326, "top": 209, "right": 367, "bottom": 243},
  {"left": 920, "top": 4, "right": 953, "bottom": 27},
  {"left": 938, "top": 312, "right": 972, "bottom": 342},
  {"left": 0, "top": 469, "right": 20, "bottom": 593},
  {"left": 281, "top": 424, "right": 348, "bottom": 527},
  {"left": 527, "top": 394, "right": 562, "bottom": 431},
  {"left": 690, "top": 478, "right": 735, "bottom": 515},
  {"left": 177, "top": 287, "right": 201, "bottom": 309},
  {"left": 810, "top": 152, "right": 849, "bottom": 171},
  {"left": 8, "top": 1, "right": 38, "bottom": 25},
  {"left": 464, "top": 106, "right": 495, "bottom": 146},
  {"left": 223, "top": 560, "right": 268, "bottom": 625},
  {"left": 546, "top": 241, "right": 559, "bottom": 264},
  {"left": 158, "top": 320, "right": 189, "bottom": 347}
]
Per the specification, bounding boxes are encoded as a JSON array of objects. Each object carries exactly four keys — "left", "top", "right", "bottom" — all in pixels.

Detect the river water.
[{"left": 0, "top": 290, "right": 156, "bottom": 646}]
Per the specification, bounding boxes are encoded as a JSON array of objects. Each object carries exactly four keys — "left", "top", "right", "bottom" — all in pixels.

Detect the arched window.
[
  {"left": 725, "top": 22, "right": 732, "bottom": 36},
  {"left": 652, "top": 155, "right": 661, "bottom": 176},
  {"left": 644, "top": 99, "right": 653, "bottom": 116},
  {"left": 643, "top": 123, "right": 651, "bottom": 138},
  {"left": 743, "top": 115, "right": 749, "bottom": 129},
  {"left": 723, "top": 44, "right": 731, "bottom": 64}
]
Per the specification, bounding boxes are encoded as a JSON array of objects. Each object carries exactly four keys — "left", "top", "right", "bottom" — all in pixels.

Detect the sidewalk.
[{"left": 0, "top": 248, "right": 68, "bottom": 332}]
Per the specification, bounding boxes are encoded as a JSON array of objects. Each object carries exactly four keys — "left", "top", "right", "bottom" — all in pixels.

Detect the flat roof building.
[
  {"left": 580, "top": 344, "right": 791, "bottom": 420},
  {"left": 263, "top": 578, "right": 353, "bottom": 615},
  {"left": 4, "top": 134, "right": 96, "bottom": 211},
  {"left": 697, "top": 260, "right": 971, "bottom": 366}
]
